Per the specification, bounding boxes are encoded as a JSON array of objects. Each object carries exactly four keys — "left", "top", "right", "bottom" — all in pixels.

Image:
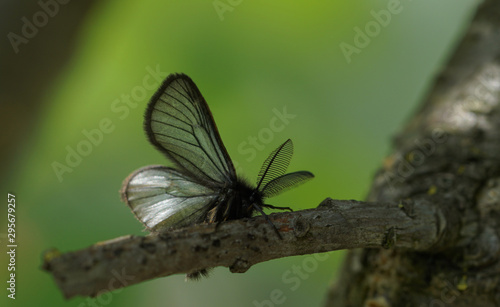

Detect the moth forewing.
[
  {"left": 191, "top": 125, "right": 233, "bottom": 183},
  {"left": 144, "top": 74, "right": 236, "bottom": 186}
]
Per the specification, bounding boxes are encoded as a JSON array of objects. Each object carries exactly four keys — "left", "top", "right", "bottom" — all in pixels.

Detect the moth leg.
[
  {"left": 206, "top": 194, "right": 228, "bottom": 226},
  {"left": 185, "top": 268, "right": 212, "bottom": 281},
  {"left": 261, "top": 204, "right": 293, "bottom": 212},
  {"left": 252, "top": 203, "right": 283, "bottom": 240},
  {"left": 213, "top": 193, "right": 234, "bottom": 231}
]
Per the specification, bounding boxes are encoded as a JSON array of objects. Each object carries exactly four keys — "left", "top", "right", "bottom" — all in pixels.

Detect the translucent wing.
[
  {"left": 255, "top": 139, "right": 293, "bottom": 191},
  {"left": 261, "top": 171, "right": 314, "bottom": 198},
  {"left": 145, "top": 74, "right": 236, "bottom": 187},
  {"left": 121, "top": 165, "right": 220, "bottom": 231}
]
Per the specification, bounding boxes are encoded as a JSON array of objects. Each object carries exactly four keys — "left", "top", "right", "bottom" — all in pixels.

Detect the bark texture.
[
  {"left": 326, "top": 0, "right": 500, "bottom": 306},
  {"left": 43, "top": 198, "right": 452, "bottom": 298}
]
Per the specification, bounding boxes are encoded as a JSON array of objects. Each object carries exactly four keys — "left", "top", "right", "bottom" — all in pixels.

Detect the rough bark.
[
  {"left": 326, "top": 0, "right": 500, "bottom": 306},
  {"left": 43, "top": 198, "right": 455, "bottom": 299}
]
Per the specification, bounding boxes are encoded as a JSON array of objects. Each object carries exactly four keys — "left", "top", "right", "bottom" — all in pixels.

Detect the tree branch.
[{"left": 42, "top": 197, "right": 462, "bottom": 299}]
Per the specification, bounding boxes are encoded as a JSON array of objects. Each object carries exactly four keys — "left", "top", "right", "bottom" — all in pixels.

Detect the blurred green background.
[{"left": 1, "top": 0, "right": 477, "bottom": 306}]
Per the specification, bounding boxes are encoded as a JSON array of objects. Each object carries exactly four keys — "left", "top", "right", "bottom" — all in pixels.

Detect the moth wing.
[
  {"left": 145, "top": 73, "right": 236, "bottom": 186},
  {"left": 121, "top": 165, "right": 219, "bottom": 231}
]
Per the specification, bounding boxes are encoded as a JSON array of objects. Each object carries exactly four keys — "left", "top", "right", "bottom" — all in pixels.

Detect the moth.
[{"left": 121, "top": 73, "right": 314, "bottom": 278}]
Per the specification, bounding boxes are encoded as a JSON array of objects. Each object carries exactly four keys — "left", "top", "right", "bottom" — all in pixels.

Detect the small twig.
[{"left": 42, "top": 198, "right": 459, "bottom": 299}]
